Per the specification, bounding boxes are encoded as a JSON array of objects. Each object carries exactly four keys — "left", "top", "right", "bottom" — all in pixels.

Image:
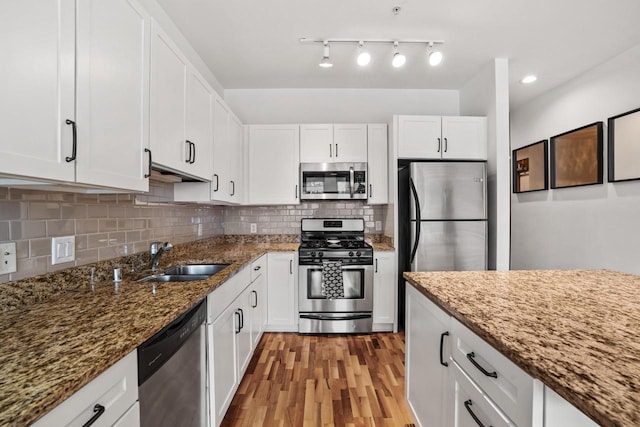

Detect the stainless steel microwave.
[{"left": 300, "top": 163, "right": 367, "bottom": 200}]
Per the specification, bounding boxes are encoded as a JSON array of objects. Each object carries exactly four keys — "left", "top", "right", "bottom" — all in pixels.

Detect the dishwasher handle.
[{"left": 137, "top": 300, "right": 206, "bottom": 385}]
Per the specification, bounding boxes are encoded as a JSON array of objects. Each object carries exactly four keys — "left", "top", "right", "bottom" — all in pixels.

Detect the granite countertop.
[
  {"left": 0, "top": 236, "right": 298, "bottom": 427},
  {"left": 404, "top": 270, "right": 640, "bottom": 427}
]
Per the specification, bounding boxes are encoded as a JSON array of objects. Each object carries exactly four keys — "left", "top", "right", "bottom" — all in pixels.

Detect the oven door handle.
[
  {"left": 300, "top": 314, "right": 372, "bottom": 321},
  {"left": 349, "top": 166, "right": 355, "bottom": 199}
]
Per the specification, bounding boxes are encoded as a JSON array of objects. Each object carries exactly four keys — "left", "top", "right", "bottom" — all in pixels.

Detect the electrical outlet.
[
  {"left": 250, "top": 223, "right": 257, "bottom": 233},
  {"left": 0, "top": 242, "right": 17, "bottom": 274},
  {"left": 51, "top": 236, "right": 75, "bottom": 265},
  {"left": 375, "top": 221, "right": 382, "bottom": 231}
]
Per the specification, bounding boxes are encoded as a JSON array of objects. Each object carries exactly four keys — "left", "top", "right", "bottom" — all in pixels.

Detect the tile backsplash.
[
  {"left": 0, "top": 183, "right": 224, "bottom": 283},
  {"left": 224, "top": 202, "right": 386, "bottom": 235},
  {"left": 0, "top": 183, "right": 387, "bottom": 284}
]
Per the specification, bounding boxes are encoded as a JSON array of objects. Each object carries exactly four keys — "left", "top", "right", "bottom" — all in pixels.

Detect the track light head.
[
  {"left": 392, "top": 42, "right": 406, "bottom": 68},
  {"left": 319, "top": 41, "right": 333, "bottom": 68},
  {"left": 427, "top": 42, "right": 443, "bottom": 66},
  {"left": 357, "top": 41, "right": 371, "bottom": 66}
]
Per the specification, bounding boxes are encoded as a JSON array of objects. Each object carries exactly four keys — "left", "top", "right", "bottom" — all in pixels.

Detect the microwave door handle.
[{"left": 349, "top": 166, "right": 355, "bottom": 198}]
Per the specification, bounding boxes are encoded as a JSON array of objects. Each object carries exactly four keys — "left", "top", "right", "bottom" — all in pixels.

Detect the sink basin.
[
  {"left": 138, "top": 274, "right": 211, "bottom": 283},
  {"left": 164, "top": 264, "right": 230, "bottom": 276},
  {"left": 136, "top": 264, "right": 230, "bottom": 283}
]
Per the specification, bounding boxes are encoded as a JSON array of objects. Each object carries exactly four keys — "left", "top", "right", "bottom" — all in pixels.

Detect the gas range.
[{"left": 299, "top": 218, "right": 373, "bottom": 265}]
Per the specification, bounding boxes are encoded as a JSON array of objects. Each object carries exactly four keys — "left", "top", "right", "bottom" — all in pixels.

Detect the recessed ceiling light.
[{"left": 521, "top": 75, "right": 537, "bottom": 84}]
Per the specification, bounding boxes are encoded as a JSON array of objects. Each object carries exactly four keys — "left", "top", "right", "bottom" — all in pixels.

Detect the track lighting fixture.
[
  {"left": 357, "top": 41, "right": 371, "bottom": 66},
  {"left": 300, "top": 38, "right": 444, "bottom": 70},
  {"left": 427, "top": 42, "right": 443, "bottom": 66},
  {"left": 319, "top": 41, "right": 333, "bottom": 68},
  {"left": 392, "top": 42, "right": 406, "bottom": 68}
]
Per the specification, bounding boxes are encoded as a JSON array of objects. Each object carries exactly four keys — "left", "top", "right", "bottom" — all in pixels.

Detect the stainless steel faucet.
[{"left": 149, "top": 241, "right": 173, "bottom": 270}]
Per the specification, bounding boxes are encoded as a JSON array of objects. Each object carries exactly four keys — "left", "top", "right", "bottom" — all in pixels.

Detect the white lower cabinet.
[
  {"left": 207, "top": 256, "right": 268, "bottom": 427},
  {"left": 266, "top": 252, "right": 298, "bottom": 332},
  {"left": 32, "top": 350, "right": 139, "bottom": 427},
  {"left": 372, "top": 251, "right": 395, "bottom": 331},
  {"left": 449, "top": 361, "right": 515, "bottom": 427},
  {"left": 405, "top": 284, "right": 451, "bottom": 426},
  {"left": 543, "top": 387, "right": 598, "bottom": 427}
]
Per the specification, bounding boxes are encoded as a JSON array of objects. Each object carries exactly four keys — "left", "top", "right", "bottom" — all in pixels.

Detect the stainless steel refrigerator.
[
  {"left": 397, "top": 161, "right": 487, "bottom": 329},
  {"left": 408, "top": 161, "right": 488, "bottom": 271}
]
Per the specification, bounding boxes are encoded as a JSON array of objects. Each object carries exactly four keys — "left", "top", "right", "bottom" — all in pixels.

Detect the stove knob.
[
  {"left": 356, "top": 251, "right": 361, "bottom": 257},
  {"left": 318, "top": 251, "right": 323, "bottom": 257},
  {"left": 310, "top": 251, "right": 316, "bottom": 257},
  {"left": 348, "top": 251, "right": 354, "bottom": 257}
]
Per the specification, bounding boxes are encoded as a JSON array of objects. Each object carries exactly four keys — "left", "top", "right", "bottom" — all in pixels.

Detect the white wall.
[
  {"left": 224, "top": 88, "right": 459, "bottom": 124},
  {"left": 510, "top": 44, "right": 640, "bottom": 274},
  {"left": 459, "top": 59, "right": 511, "bottom": 270}
]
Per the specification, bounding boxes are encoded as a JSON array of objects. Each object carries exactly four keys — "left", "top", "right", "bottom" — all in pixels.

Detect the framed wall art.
[
  {"left": 608, "top": 107, "right": 640, "bottom": 182},
  {"left": 512, "top": 140, "right": 548, "bottom": 193},
  {"left": 550, "top": 122, "right": 603, "bottom": 189}
]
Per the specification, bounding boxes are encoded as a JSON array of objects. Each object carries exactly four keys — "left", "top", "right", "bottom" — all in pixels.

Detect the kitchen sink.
[
  {"left": 164, "top": 264, "right": 230, "bottom": 276},
  {"left": 136, "top": 264, "right": 230, "bottom": 283}
]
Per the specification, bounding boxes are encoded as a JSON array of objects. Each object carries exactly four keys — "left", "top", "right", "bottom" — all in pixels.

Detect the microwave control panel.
[{"left": 354, "top": 171, "right": 366, "bottom": 194}]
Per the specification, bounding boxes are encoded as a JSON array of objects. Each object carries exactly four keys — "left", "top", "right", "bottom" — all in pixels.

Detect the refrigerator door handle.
[{"left": 409, "top": 177, "right": 421, "bottom": 265}]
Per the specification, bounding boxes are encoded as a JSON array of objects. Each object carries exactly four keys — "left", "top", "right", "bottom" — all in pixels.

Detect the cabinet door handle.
[
  {"left": 369, "top": 184, "right": 373, "bottom": 198},
  {"left": 439, "top": 331, "right": 449, "bottom": 367},
  {"left": 213, "top": 174, "right": 219, "bottom": 192},
  {"left": 65, "top": 119, "right": 77, "bottom": 162},
  {"left": 375, "top": 258, "right": 378, "bottom": 273},
  {"left": 335, "top": 143, "right": 338, "bottom": 157},
  {"left": 230, "top": 180, "right": 235, "bottom": 196},
  {"left": 185, "top": 140, "right": 192, "bottom": 163},
  {"left": 437, "top": 137, "right": 441, "bottom": 153},
  {"left": 82, "top": 404, "right": 105, "bottom": 427},
  {"left": 289, "top": 259, "right": 293, "bottom": 274},
  {"left": 251, "top": 290, "right": 258, "bottom": 308},
  {"left": 295, "top": 184, "right": 298, "bottom": 199},
  {"left": 444, "top": 137, "right": 448, "bottom": 153},
  {"left": 235, "top": 310, "right": 241, "bottom": 334},
  {"left": 467, "top": 352, "right": 498, "bottom": 378},
  {"left": 144, "top": 148, "right": 152, "bottom": 178},
  {"left": 464, "top": 400, "right": 489, "bottom": 427},
  {"left": 239, "top": 308, "right": 244, "bottom": 330},
  {"left": 329, "top": 143, "right": 332, "bottom": 158},
  {"left": 191, "top": 141, "right": 196, "bottom": 164}
]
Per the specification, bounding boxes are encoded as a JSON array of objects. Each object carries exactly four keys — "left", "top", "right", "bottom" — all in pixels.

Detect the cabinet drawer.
[
  {"left": 32, "top": 350, "right": 138, "bottom": 427},
  {"left": 450, "top": 361, "right": 515, "bottom": 427},
  {"left": 207, "top": 266, "right": 251, "bottom": 322},
  {"left": 451, "top": 318, "right": 534, "bottom": 427},
  {"left": 251, "top": 255, "right": 267, "bottom": 282}
]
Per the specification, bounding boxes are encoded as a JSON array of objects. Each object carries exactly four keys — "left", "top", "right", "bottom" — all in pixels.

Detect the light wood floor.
[{"left": 221, "top": 332, "right": 416, "bottom": 427}]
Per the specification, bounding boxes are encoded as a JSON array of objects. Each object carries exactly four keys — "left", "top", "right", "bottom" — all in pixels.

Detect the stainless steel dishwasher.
[{"left": 138, "top": 300, "right": 207, "bottom": 427}]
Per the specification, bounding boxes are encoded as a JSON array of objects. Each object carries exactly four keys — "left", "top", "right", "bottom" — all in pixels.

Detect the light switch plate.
[
  {"left": 0, "top": 242, "right": 17, "bottom": 274},
  {"left": 51, "top": 236, "right": 75, "bottom": 265},
  {"left": 250, "top": 223, "right": 257, "bottom": 233}
]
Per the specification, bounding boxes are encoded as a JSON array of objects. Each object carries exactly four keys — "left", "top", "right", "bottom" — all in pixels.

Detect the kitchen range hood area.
[{"left": 3, "top": 1, "right": 640, "bottom": 427}]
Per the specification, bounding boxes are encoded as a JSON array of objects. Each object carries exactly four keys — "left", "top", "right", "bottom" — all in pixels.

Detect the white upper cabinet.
[
  {"left": 300, "top": 124, "right": 368, "bottom": 163},
  {"left": 0, "top": 0, "right": 150, "bottom": 191},
  {"left": 212, "top": 96, "right": 243, "bottom": 203},
  {"left": 246, "top": 125, "right": 300, "bottom": 205},
  {"left": 0, "top": 0, "right": 75, "bottom": 183},
  {"left": 75, "top": 0, "right": 150, "bottom": 191},
  {"left": 398, "top": 115, "right": 487, "bottom": 160},
  {"left": 150, "top": 23, "right": 212, "bottom": 181},
  {"left": 367, "top": 124, "right": 388, "bottom": 204},
  {"left": 441, "top": 116, "right": 487, "bottom": 160},
  {"left": 185, "top": 69, "right": 213, "bottom": 180},
  {"left": 149, "top": 23, "right": 187, "bottom": 174}
]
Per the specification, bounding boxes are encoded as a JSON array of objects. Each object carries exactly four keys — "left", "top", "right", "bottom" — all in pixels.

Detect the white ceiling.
[{"left": 156, "top": 0, "right": 640, "bottom": 107}]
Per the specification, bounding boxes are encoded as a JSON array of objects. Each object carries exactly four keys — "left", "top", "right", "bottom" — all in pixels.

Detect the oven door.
[{"left": 298, "top": 263, "right": 373, "bottom": 313}]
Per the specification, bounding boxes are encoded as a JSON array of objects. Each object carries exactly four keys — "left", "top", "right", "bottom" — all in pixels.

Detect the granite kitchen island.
[{"left": 404, "top": 269, "right": 640, "bottom": 427}]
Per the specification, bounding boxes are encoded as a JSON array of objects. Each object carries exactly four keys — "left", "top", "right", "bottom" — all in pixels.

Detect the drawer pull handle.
[
  {"left": 254, "top": 266, "right": 261, "bottom": 271},
  {"left": 467, "top": 352, "right": 498, "bottom": 378},
  {"left": 82, "top": 404, "right": 105, "bottom": 427},
  {"left": 235, "top": 310, "right": 242, "bottom": 334},
  {"left": 464, "top": 400, "right": 491, "bottom": 427},
  {"left": 251, "top": 290, "right": 258, "bottom": 308},
  {"left": 439, "top": 331, "right": 449, "bottom": 367}
]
